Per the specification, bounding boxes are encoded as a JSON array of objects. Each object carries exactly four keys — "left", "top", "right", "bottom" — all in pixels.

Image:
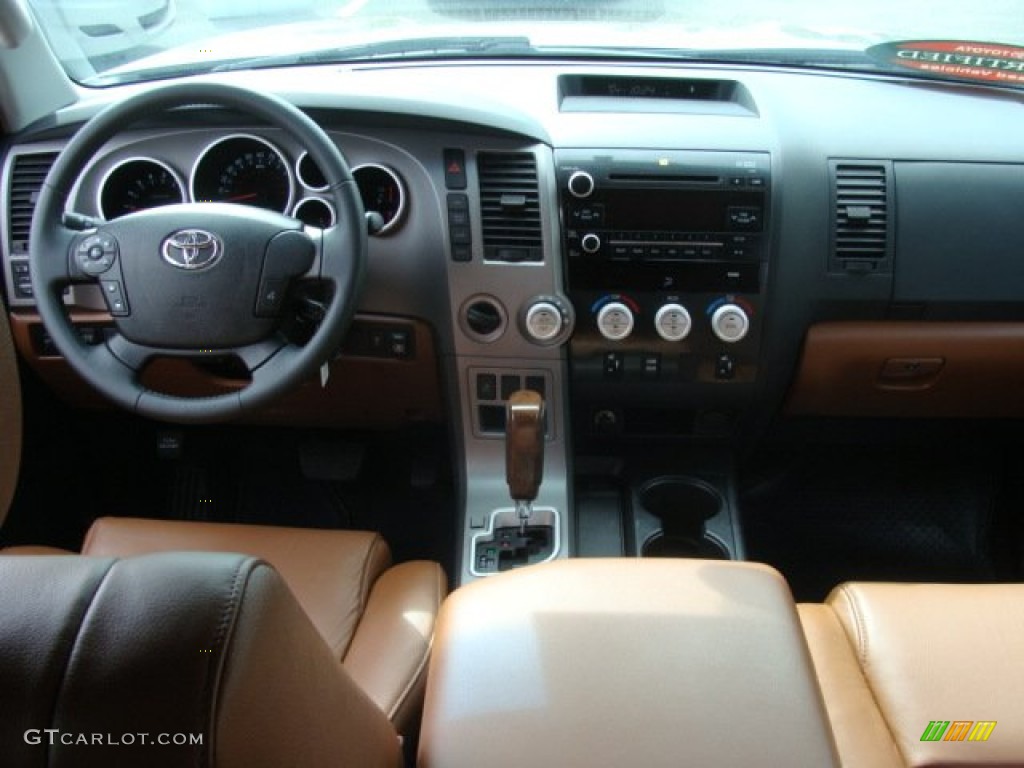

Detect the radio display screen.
[{"left": 599, "top": 188, "right": 762, "bottom": 232}]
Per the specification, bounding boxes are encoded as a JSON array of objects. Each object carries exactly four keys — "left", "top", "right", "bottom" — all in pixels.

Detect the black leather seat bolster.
[{"left": 1, "top": 552, "right": 402, "bottom": 768}]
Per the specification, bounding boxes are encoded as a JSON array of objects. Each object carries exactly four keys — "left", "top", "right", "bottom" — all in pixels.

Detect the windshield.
[{"left": 26, "top": 0, "right": 1024, "bottom": 88}]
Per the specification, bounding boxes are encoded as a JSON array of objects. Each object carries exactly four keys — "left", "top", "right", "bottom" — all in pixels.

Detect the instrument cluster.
[{"left": 96, "top": 132, "right": 407, "bottom": 235}]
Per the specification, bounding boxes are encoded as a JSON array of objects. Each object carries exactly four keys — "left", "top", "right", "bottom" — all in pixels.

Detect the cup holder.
[
  {"left": 642, "top": 532, "right": 729, "bottom": 559},
  {"left": 637, "top": 476, "right": 730, "bottom": 559}
]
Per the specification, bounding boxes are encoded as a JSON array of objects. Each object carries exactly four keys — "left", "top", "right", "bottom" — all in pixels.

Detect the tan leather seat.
[
  {"left": 6, "top": 516, "right": 446, "bottom": 736},
  {"left": 799, "top": 582, "right": 1024, "bottom": 767},
  {"left": 0, "top": 551, "right": 402, "bottom": 768}
]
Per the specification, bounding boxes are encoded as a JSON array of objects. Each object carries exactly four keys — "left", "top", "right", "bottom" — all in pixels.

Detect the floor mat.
[
  {"left": 4, "top": 376, "right": 456, "bottom": 577},
  {"left": 740, "top": 445, "right": 1011, "bottom": 602}
]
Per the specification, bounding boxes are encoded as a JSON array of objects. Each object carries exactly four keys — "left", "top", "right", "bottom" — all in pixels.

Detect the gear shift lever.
[{"left": 506, "top": 389, "right": 545, "bottom": 534}]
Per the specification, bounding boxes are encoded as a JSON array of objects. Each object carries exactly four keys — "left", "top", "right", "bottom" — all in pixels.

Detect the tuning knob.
[
  {"left": 567, "top": 170, "right": 595, "bottom": 199},
  {"left": 710, "top": 303, "right": 750, "bottom": 343},
  {"left": 654, "top": 303, "right": 692, "bottom": 341},
  {"left": 596, "top": 301, "right": 634, "bottom": 341}
]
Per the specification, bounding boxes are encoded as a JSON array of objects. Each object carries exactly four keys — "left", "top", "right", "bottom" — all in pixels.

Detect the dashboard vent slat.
[
  {"left": 477, "top": 151, "right": 543, "bottom": 263},
  {"left": 8, "top": 151, "right": 59, "bottom": 255},
  {"left": 830, "top": 162, "right": 893, "bottom": 273}
]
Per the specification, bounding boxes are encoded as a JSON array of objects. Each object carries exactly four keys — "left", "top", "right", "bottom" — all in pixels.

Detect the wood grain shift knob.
[{"left": 506, "top": 389, "right": 545, "bottom": 502}]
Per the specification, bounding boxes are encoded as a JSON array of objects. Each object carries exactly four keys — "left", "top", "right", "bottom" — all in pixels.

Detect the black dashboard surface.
[{"left": 4, "top": 60, "right": 1024, "bottom": 436}]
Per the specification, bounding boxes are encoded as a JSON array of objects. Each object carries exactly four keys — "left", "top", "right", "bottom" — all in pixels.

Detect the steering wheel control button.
[
  {"left": 654, "top": 304, "right": 692, "bottom": 342},
  {"left": 710, "top": 304, "right": 750, "bottom": 343},
  {"left": 100, "top": 280, "right": 129, "bottom": 316},
  {"left": 596, "top": 301, "right": 634, "bottom": 341},
  {"left": 256, "top": 278, "right": 287, "bottom": 317},
  {"left": 75, "top": 234, "right": 118, "bottom": 275}
]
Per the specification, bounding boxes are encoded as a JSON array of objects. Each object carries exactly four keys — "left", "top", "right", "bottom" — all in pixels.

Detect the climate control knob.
[
  {"left": 654, "top": 303, "right": 692, "bottom": 342},
  {"left": 524, "top": 301, "right": 564, "bottom": 342},
  {"left": 567, "top": 170, "right": 595, "bottom": 199},
  {"left": 596, "top": 301, "right": 634, "bottom": 341},
  {"left": 710, "top": 303, "right": 750, "bottom": 343},
  {"left": 580, "top": 233, "right": 602, "bottom": 254}
]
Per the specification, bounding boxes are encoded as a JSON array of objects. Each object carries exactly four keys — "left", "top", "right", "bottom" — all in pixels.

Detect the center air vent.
[
  {"left": 830, "top": 161, "right": 893, "bottom": 273},
  {"left": 7, "top": 151, "right": 59, "bottom": 256},
  {"left": 477, "top": 151, "right": 543, "bottom": 263}
]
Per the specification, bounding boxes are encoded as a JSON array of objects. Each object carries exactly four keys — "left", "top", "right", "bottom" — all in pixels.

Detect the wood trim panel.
[
  {"left": 9, "top": 312, "right": 444, "bottom": 428},
  {"left": 786, "top": 322, "right": 1024, "bottom": 418}
]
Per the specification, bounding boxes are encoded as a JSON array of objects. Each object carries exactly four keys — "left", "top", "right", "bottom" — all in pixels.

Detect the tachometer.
[
  {"left": 191, "top": 134, "right": 293, "bottom": 213},
  {"left": 99, "top": 158, "right": 185, "bottom": 220},
  {"left": 353, "top": 164, "right": 406, "bottom": 235}
]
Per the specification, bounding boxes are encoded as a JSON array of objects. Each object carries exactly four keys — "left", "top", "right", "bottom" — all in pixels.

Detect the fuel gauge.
[{"left": 352, "top": 164, "right": 406, "bottom": 236}]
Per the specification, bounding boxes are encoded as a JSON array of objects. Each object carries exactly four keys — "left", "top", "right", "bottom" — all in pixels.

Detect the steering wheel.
[{"left": 29, "top": 82, "right": 366, "bottom": 423}]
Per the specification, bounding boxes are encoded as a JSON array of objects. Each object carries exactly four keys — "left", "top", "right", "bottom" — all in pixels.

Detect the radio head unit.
[
  {"left": 558, "top": 149, "right": 770, "bottom": 293},
  {"left": 557, "top": 149, "right": 772, "bottom": 438}
]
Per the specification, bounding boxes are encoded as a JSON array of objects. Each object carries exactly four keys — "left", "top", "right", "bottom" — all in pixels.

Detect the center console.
[
  {"left": 557, "top": 149, "right": 771, "bottom": 439},
  {"left": 418, "top": 558, "right": 838, "bottom": 768}
]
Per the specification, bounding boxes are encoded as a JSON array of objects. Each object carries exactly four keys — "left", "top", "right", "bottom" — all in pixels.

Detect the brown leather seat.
[
  {"left": 0, "top": 551, "right": 402, "bottom": 767},
  {"left": 799, "top": 582, "right": 1024, "bottom": 767},
  {"left": 6, "top": 516, "right": 447, "bottom": 736}
]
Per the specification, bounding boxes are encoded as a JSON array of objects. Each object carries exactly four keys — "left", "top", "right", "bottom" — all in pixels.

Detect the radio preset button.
[
  {"left": 655, "top": 304, "right": 692, "bottom": 342},
  {"left": 568, "top": 170, "right": 596, "bottom": 199},
  {"left": 710, "top": 304, "right": 750, "bottom": 343},
  {"left": 596, "top": 301, "right": 634, "bottom": 341}
]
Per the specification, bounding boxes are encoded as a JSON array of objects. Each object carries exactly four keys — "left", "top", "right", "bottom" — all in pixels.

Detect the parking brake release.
[{"left": 506, "top": 389, "right": 545, "bottom": 534}]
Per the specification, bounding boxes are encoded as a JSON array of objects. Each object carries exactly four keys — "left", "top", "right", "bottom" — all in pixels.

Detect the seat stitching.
[
  {"left": 837, "top": 584, "right": 869, "bottom": 666},
  {"left": 46, "top": 558, "right": 117, "bottom": 765},
  {"left": 820, "top": 605, "right": 907, "bottom": 767},
  {"left": 203, "top": 556, "right": 255, "bottom": 766},
  {"left": 357, "top": 535, "right": 385, "bottom": 614},
  {"left": 387, "top": 564, "right": 445, "bottom": 720}
]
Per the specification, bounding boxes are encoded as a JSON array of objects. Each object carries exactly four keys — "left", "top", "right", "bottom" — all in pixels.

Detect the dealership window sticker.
[{"left": 867, "top": 40, "right": 1024, "bottom": 85}]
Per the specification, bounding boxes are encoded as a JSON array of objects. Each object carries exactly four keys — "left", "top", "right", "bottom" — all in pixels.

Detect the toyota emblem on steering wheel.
[{"left": 162, "top": 229, "right": 223, "bottom": 270}]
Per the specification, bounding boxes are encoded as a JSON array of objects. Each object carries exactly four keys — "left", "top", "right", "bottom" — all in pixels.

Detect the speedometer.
[
  {"left": 99, "top": 158, "right": 185, "bottom": 220},
  {"left": 190, "top": 134, "right": 294, "bottom": 213}
]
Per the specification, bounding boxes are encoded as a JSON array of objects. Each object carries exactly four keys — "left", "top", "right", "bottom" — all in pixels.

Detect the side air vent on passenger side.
[
  {"left": 477, "top": 151, "right": 543, "bottom": 263},
  {"left": 830, "top": 161, "right": 893, "bottom": 274},
  {"left": 7, "top": 150, "right": 59, "bottom": 256}
]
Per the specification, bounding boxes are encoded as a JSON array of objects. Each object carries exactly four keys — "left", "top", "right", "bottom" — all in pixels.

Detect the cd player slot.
[{"left": 607, "top": 173, "right": 722, "bottom": 184}]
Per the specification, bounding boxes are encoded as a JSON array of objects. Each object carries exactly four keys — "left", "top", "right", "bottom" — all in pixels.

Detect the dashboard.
[{"left": 4, "top": 60, "right": 1024, "bottom": 581}]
